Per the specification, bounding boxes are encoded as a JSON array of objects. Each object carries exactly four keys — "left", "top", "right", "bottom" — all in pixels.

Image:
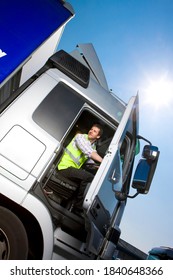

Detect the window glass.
[
  {"left": 97, "top": 150, "right": 123, "bottom": 216},
  {"left": 32, "top": 82, "right": 84, "bottom": 140}
]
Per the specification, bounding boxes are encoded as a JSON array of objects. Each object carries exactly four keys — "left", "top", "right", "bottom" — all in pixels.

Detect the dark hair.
[{"left": 92, "top": 123, "right": 103, "bottom": 137}]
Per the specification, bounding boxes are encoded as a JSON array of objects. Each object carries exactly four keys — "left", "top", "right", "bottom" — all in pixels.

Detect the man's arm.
[
  {"left": 90, "top": 151, "right": 103, "bottom": 163},
  {"left": 75, "top": 134, "right": 103, "bottom": 163}
]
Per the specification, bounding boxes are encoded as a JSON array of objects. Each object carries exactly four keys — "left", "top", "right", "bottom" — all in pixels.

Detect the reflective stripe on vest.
[
  {"left": 64, "top": 147, "right": 84, "bottom": 166},
  {"left": 58, "top": 134, "right": 89, "bottom": 170}
]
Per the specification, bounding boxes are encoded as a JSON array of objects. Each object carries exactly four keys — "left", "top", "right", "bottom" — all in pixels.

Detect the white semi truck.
[{"left": 0, "top": 42, "right": 159, "bottom": 260}]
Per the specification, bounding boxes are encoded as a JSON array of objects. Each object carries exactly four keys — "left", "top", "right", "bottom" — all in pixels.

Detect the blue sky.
[{"left": 58, "top": 0, "right": 173, "bottom": 253}]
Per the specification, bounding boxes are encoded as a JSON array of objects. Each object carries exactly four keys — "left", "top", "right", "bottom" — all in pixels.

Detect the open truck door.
[
  {"left": 83, "top": 94, "right": 159, "bottom": 259},
  {"left": 83, "top": 95, "right": 139, "bottom": 258}
]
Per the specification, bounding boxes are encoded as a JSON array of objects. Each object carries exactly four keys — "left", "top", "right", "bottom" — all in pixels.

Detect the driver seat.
[{"left": 44, "top": 169, "right": 78, "bottom": 208}]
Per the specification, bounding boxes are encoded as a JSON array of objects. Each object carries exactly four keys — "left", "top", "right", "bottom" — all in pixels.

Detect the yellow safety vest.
[{"left": 58, "top": 134, "right": 92, "bottom": 170}]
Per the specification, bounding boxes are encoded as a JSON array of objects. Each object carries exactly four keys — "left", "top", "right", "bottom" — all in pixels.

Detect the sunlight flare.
[{"left": 144, "top": 76, "right": 173, "bottom": 110}]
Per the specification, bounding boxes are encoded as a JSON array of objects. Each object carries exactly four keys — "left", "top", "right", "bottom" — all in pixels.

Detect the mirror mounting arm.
[
  {"left": 137, "top": 135, "right": 152, "bottom": 145},
  {"left": 114, "top": 190, "right": 139, "bottom": 201}
]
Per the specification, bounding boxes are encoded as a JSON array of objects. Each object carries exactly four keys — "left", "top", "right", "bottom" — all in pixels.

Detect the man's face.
[{"left": 88, "top": 126, "right": 100, "bottom": 141}]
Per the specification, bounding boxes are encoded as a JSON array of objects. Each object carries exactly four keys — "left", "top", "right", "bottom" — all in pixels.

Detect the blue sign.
[{"left": 0, "top": 0, "right": 73, "bottom": 84}]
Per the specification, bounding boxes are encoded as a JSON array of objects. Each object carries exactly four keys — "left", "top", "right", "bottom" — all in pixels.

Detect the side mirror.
[{"left": 132, "top": 145, "right": 160, "bottom": 194}]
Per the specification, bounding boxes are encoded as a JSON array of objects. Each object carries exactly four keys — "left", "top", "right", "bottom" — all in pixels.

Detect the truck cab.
[{"left": 0, "top": 44, "right": 159, "bottom": 260}]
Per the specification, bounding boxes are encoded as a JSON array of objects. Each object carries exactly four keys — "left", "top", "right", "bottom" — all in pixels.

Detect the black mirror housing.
[{"left": 132, "top": 145, "right": 160, "bottom": 194}]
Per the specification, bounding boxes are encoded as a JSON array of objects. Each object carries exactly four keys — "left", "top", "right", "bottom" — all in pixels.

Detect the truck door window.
[{"left": 32, "top": 82, "right": 84, "bottom": 141}]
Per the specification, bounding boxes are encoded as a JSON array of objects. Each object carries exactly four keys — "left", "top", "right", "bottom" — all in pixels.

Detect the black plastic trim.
[{"left": 48, "top": 50, "right": 90, "bottom": 88}]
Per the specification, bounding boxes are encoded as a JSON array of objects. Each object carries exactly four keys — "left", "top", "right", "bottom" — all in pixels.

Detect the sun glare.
[{"left": 144, "top": 76, "right": 173, "bottom": 110}]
